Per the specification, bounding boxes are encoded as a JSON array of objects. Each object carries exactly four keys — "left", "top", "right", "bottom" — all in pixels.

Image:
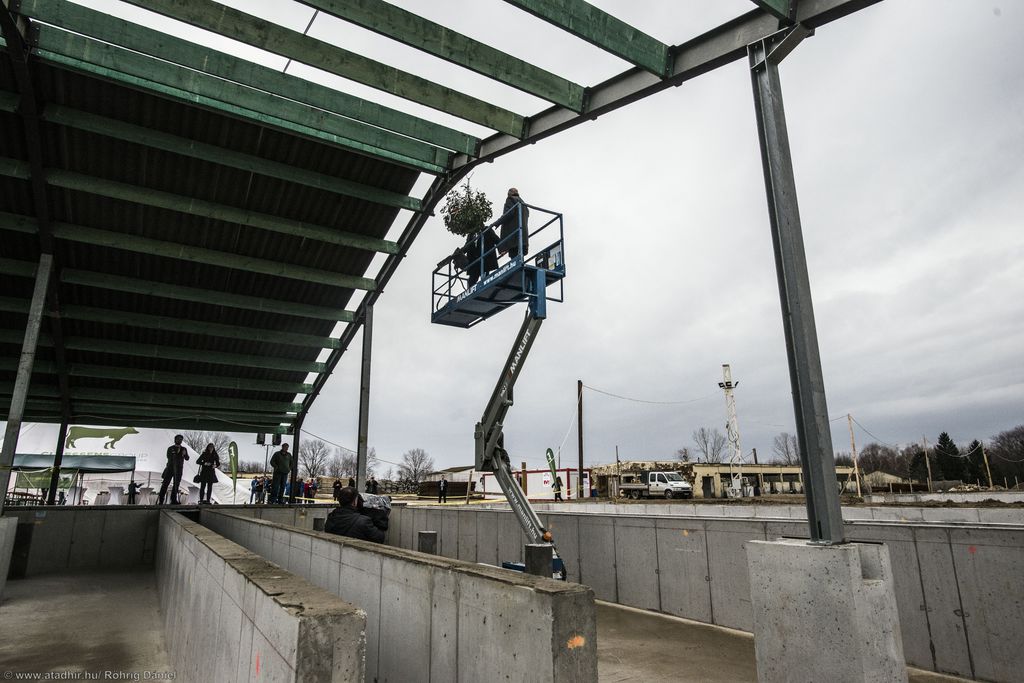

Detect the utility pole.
[
  {"left": 922, "top": 436, "right": 933, "bottom": 493},
  {"left": 718, "top": 365, "right": 743, "bottom": 496},
  {"left": 847, "top": 414, "right": 861, "bottom": 497},
  {"left": 981, "top": 442, "right": 994, "bottom": 490},
  {"left": 577, "top": 379, "right": 584, "bottom": 500},
  {"left": 615, "top": 445, "right": 621, "bottom": 503}
]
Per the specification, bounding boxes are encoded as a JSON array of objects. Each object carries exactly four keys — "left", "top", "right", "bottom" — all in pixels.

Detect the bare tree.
[
  {"left": 299, "top": 439, "right": 332, "bottom": 480},
  {"left": 692, "top": 427, "right": 727, "bottom": 463},
  {"left": 772, "top": 432, "right": 800, "bottom": 465},
  {"left": 675, "top": 447, "right": 691, "bottom": 462},
  {"left": 398, "top": 448, "right": 435, "bottom": 483},
  {"left": 181, "top": 431, "right": 231, "bottom": 456},
  {"left": 237, "top": 460, "right": 267, "bottom": 474}
]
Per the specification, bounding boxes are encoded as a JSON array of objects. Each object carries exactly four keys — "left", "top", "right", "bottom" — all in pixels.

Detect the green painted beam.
[
  {"left": 0, "top": 296, "right": 28, "bottom": 313},
  {"left": 61, "top": 269, "right": 353, "bottom": 321},
  {"left": 32, "top": 37, "right": 448, "bottom": 173},
  {"left": 0, "top": 156, "right": 30, "bottom": 179},
  {"left": 0, "top": 163, "right": 399, "bottom": 256},
  {"left": 299, "top": 0, "right": 585, "bottom": 112},
  {"left": 503, "top": 0, "right": 670, "bottom": 76},
  {"left": 0, "top": 89, "right": 17, "bottom": 112},
  {"left": 60, "top": 304, "right": 341, "bottom": 350},
  {"left": 37, "top": 403, "right": 295, "bottom": 431},
  {"left": 1, "top": 257, "right": 356, "bottom": 322},
  {"left": 39, "top": 103, "right": 423, "bottom": 212},
  {"left": 0, "top": 358, "right": 313, "bottom": 394},
  {"left": 750, "top": 0, "right": 794, "bottom": 21},
  {"left": 0, "top": 209, "right": 377, "bottom": 291},
  {"left": 0, "top": 258, "right": 36, "bottom": 278},
  {"left": 117, "top": 0, "right": 525, "bottom": 136},
  {"left": 62, "top": 336, "right": 325, "bottom": 374},
  {"left": 64, "top": 388, "right": 302, "bottom": 413},
  {"left": 0, "top": 327, "right": 325, "bottom": 373},
  {"left": 18, "top": 0, "right": 478, "bottom": 155}
]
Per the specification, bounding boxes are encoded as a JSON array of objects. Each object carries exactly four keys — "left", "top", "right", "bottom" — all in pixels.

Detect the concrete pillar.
[
  {"left": 417, "top": 530, "right": 438, "bottom": 555},
  {"left": 356, "top": 304, "right": 373, "bottom": 492},
  {"left": 746, "top": 539, "right": 907, "bottom": 683},
  {"left": 525, "top": 543, "right": 552, "bottom": 577}
]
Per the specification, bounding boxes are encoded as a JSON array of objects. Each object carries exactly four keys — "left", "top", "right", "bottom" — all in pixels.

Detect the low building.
[{"left": 589, "top": 460, "right": 855, "bottom": 499}]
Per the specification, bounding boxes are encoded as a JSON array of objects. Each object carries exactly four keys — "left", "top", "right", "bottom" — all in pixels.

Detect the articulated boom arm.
[{"left": 475, "top": 308, "right": 560, "bottom": 560}]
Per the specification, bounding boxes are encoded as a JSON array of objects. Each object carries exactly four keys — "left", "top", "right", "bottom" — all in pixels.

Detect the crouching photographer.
[{"left": 324, "top": 486, "right": 389, "bottom": 543}]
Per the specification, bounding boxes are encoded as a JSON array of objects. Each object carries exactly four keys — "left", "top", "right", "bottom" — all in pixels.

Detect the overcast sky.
[{"left": 6, "top": 1, "right": 1023, "bottom": 475}]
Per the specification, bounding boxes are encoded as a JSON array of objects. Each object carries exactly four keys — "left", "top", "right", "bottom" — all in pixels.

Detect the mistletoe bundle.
[{"left": 440, "top": 179, "right": 493, "bottom": 237}]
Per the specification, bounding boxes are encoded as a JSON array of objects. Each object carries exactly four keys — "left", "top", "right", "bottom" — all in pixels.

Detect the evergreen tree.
[
  {"left": 934, "top": 432, "right": 963, "bottom": 482},
  {"left": 909, "top": 450, "right": 930, "bottom": 483},
  {"left": 963, "top": 439, "right": 985, "bottom": 485}
]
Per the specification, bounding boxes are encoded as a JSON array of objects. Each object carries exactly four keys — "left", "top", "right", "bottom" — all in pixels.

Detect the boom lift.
[{"left": 431, "top": 203, "right": 567, "bottom": 578}]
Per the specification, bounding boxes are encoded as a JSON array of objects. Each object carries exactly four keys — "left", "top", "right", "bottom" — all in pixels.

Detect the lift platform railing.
[{"left": 431, "top": 203, "right": 565, "bottom": 317}]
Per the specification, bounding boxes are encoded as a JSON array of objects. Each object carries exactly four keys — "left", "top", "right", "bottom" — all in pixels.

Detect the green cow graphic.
[{"left": 65, "top": 426, "right": 139, "bottom": 449}]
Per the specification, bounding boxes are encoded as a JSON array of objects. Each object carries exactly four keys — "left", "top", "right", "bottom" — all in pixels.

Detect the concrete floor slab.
[
  {"left": 0, "top": 570, "right": 172, "bottom": 678},
  {"left": 596, "top": 601, "right": 971, "bottom": 683}
]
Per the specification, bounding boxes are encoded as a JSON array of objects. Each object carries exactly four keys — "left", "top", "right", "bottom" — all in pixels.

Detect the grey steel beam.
[
  {"left": 289, "top": 416, "right": 303, "bottom": 505},
  {"left": 0, "top": 209, "right": 378, "bottom": 291},
  {"left": 38, "top": 103, "right": 424, "bottom": 212},
  {"left": 503, "top": 0, "right": 670, "bottom": 76},
  {"left": 454, "top": 0, "right": 883, "bottom": 171},
  {"left": 0, "top": 164, "right": 398, "bottom": 256},
  {"left": 21, "top": 403, "right": 294, "bottom": 433},
  {"left": 0, "top": 253, "right": 53, "bottom": 514},
  {"left": 302, "top": 169, "right": 469, "bottom": 416},
  {"left": 355, "top": 304, "right": 373, "bottom": 492},
  {"left": 749, "top": 30, "right": 843, "bottom": 544},
  {"left": 298, "top": 0, "right": 585, "bottom": 111},
  {"left": 59, "top": 268, "right": 353, "bottom": 322},
  {"left": 17, "top": 0, "right": 477, "bottom": 155},
  {"left": 117, "top": 0, "right": 525, "bottom": 136}
]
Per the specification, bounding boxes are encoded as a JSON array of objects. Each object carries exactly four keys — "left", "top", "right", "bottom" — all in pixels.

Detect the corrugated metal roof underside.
[{"left": 0, "top": 56, "right": 421, "bottom": 433}]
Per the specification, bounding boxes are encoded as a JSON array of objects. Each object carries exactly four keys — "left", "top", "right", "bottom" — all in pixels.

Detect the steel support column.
[
  {"left": 0, "top": 253, "right": 53, "bottom": 513},
  {"left": 749, "top": 30, "right": 845, "bottom": 544},
  {"left": 356, "top": 304, "right": 373, "bottom": 492},
  {"left": 289, "top": 418, "right": 302, "bottom": 505},
  {"left": 45, "top": 419, "right": 68, "bottom": 504}
]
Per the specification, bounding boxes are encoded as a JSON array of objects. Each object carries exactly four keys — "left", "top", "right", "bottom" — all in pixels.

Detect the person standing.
[
  {"left": 269, "top": 443, "right": 291, "bottom": 504},
  {"left": 158, "top": 435, "right": 189, "bottom": 505},
  {"left": 249, "top": 477, "right": 258, "bottom": 504},
  {"left": 496, "top": 187, "right": 529, "bottom": 259},
  {"left": 196, "top": 443, "right": 221, "bottom": 504},
  {"left": 553, "top": 475, "right": 564, "bottom": 502},
  {"left": 256, "top": 476, "right": 267, "bottom": 504},
  {"left": 438, "top": 475, "right": 449, "bottom": 504},
  {"left": 332, "top": 479, "right": 343, "bottom": 503},
  {"left": 126, "top": 480, "right": 141, "bottom": 505}
]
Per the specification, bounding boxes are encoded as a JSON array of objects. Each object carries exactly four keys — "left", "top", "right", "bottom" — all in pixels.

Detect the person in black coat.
[
  {"left": 332, "top": 479, "right": 343, "bottom": 502},
  {"left": 438, "top": 475, "right": 449, "bottom": 504},
  {"left": 496, "top": 187, "right": 529, "bottom": 259},
  {"left": 158, "top": 434, "right": 189, "bottom": 505},
  {"left": 196, "top": 443, "right": 220, "bottom": 504},
  {"left": 324, "top": 487, "right": 385, "bottom": 543},
  {"left": 457, "top": 226, "right": 499, "bottom": 287}
]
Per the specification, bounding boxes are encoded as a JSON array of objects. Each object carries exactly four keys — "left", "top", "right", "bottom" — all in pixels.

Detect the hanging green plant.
[{"left": 440, "top": 179, "right": 493, "bottom": 237}]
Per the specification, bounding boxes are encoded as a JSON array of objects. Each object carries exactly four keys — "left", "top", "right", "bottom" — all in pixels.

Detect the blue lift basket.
[{"left": 431, "top": 203, "right": 565, "bottom": 328}]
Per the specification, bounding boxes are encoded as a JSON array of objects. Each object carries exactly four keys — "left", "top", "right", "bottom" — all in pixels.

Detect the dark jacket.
[
  {"left": 324, "top": 506, "right": 385, "bottom": 543},
  {"left": 438, "top": 478, "right": 448, "bottom": 492},
  {"left": 497, "top": 196, "right": 529, "bottom": 255},
  {"left": 197, "top": 450, "right": 220, "bottom": 484},
  {"left": 459, "top": 228, "right": 498, "bottom": 273},
  {"left": 165, "top": 444, "right": 188, "bottom": 473},
  {"left": 270, "top": 449, "right": 291, "bottom": 474}
]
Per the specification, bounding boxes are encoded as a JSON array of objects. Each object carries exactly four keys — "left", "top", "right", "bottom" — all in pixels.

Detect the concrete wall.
[
  {"left": 2, "top": 507, "right": 159, "bottom": 575},
  {"left": 514, "top": 501, "right": 1024, "bottom": 525},
  {"left": 389, "top": 505, "right": 1024, "bottom": 683},
  {"left": 866, "top": 491, "right": 1024, "bottom": 505},
  {"left": 158, "top": 511, "right": 365, "bottom": 683},
  {"left": 202, "top": 509, "right": 597, "bottom": 683}
]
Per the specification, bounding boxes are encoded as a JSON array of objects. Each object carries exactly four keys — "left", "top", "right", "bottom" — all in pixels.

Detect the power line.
[{"left": 582, "top": 383, "right": 716, "bottom": 406}]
